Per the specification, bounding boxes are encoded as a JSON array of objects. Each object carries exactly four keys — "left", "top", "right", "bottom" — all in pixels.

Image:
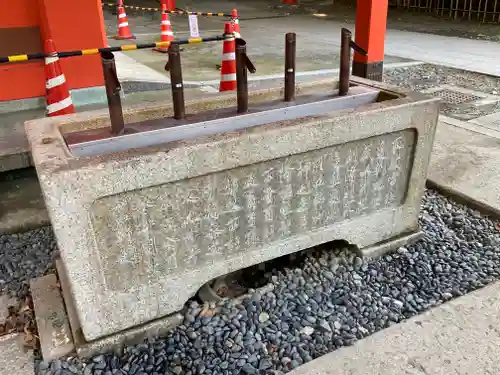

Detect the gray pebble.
[{"left": 241, "top": 363, "right": 258, "bottom": 375}]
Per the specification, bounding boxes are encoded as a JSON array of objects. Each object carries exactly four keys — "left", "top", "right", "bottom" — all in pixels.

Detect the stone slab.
[
  {"left": 0, "top": 87, "right": 106, "bottom": 114},
  {"left": 26, "top": 77, "right": 439, "bottom": 341},
  {"left": 55, "top": 259, "right": 183, "bottom": 358},
  {"left": 287, "top": 280, "right": 500, "bottom": 375},
  {"left": 30, "top": 274, "right": 75, "bottom": 360},
  {"left": 359, "top": 230, "right": 424, "bottom": 259},
  {"left": 0, "top": 169, "right": 50, "bottom": 235},
  {"left": 0, "top": 107, "right": 40, "bottom": 173},
  {"left": 429, "top": 116, "right": 500, "bottom": 217},
  {"left": 468, "top": 111, "right": 500, "bottom": 132},
  {"left": 114, "top": 51, "right": 170, "bottom": 84},
  {"left": 0, "top": 334, "right": 34, "bottom": 375},
  {"left": 0, "top": 152, "right": 32, "bottom": 173}
]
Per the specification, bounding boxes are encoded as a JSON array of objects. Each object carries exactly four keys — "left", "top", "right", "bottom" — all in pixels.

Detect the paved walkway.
[
  {"left": 105, "top": 11, "right": 500, "bottom": 84},
  {"left": 429, "top": 116, "right": 500, "bottom": 217},
  {"left": 383, "top": 29, "right": 500, "bottom": 76}
]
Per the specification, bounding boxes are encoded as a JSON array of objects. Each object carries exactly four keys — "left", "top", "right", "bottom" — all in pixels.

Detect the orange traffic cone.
[
  {"left": 44, "top": 40, "right": 75, "bottom": 117},
  {"left": 153, "top": 5, "right": 174, "bottom": 53},
  {"left": 231, "top": 9, "right": 241, "bottom": 38},
  {"left": 219, "top": 22, "right": 236, "bottom": 92},
  {"left": 114, "top": 0, "right": 135, "bottom": 40}
]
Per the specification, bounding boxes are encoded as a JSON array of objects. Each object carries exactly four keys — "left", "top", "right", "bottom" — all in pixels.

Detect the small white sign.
[{"left": 188, "top": 14, "right": 200, "bottom": 38}]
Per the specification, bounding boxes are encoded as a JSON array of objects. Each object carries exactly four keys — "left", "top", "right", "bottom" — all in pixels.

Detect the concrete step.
[
  {"left": 0, "top": 109, "right": 41, "bottom": 173},
  {"left": 0, "top": 168, "right": 49, "bottom": 235}
]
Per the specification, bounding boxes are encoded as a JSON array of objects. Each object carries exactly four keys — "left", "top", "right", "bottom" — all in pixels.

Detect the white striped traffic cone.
[
  {"left": 114, "top": 0, "right": 135, "bottom": 40},
  {"left": 153, "top": 5, "right": 174, "bottom": 52},
  {"left": 231, "top": 9, "right": 241, "bottom": 38},
  {"left": 219, "top": 22, "right": 236, "bottom": 92},
  {"left": 44, "top": 39, "right": 75, "bottom": 117}
]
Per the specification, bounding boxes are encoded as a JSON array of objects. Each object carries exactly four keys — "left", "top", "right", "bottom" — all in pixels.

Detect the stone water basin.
[{"left": 25, "top": 77, "right": 439, "bottom": 342}]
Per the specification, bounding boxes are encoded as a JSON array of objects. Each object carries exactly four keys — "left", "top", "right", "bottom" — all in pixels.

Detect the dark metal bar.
[
  {"left": 167, "top": 43, "right": 185, "bottom": 120},
  {"left": 244, "top": 55, "right": 256, "bottom": 73},
  {"left": 339, "top": 28, "right": 367, "bottom": 96},
  {"left": 339, "top": 28, "right": 351, "bottom": 97},
  {"left": 235, "top": 39, "right": 249, "bottom": 114},
  {"left": 284, "top": 32, "right": 296, "bottom": 102},
  {"left": 101, "top": 51, "right": 125, "bottom": 136}
]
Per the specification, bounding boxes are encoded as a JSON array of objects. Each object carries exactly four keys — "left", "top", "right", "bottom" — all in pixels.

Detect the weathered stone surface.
[
  {"left": 25, "top": 77, "right": 439, "bottom": 341},
  {"left": 92, "top": 130, "right": 414, "bottom": 293},
  {"left": 0, "top": 295, "right": 17, "bottom": 323},
  {"left": 0, "top": 334, "right": 34, "bottom": 375},
  {"left": 56, "top": 259, "right": 183, "bottom": 358},
  {"left": 30, "top": 274, "right": 75, "bottom": 360}
]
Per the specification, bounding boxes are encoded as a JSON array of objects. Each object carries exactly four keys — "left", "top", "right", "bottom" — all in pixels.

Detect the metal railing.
[{"left": 395, "top": 0, "right": 500, "bottom": 23}]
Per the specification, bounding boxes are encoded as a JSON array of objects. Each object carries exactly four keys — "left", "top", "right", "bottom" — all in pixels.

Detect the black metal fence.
[{"left": 394, "top": 0, "right": 500, "bottom": 23}]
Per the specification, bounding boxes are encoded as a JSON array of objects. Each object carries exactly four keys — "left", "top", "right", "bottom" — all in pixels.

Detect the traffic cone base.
[
  {"left": 44, "top": 39, "right": 75, "bottom": 117},
  {"left": 114, "top": 6, "right": 135, "bottom": 40},
  {"left": 219, "top": 22, "right": 237, "bottom": 92},
  {"left": 114, "top": 34, "right": 136, "bottom": 40},
  {"left": 47, "top": 97, "right": 75, "bottom": 117}
]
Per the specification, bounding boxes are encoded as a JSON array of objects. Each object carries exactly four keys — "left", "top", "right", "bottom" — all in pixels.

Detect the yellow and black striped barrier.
[
  {"left": 0, "top": 35, "right": 227, "bottom": 64},
  {"left": 166, "top": 9, "right": 230, "bottom": 17},
  {"left": 102, "top": 2, "right": 160, "bottom": 11},
  {"left": 101, "top": 2, "right": 231, "bottom": 17}
]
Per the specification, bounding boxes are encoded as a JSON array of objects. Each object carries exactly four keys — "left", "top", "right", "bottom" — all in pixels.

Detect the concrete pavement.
[
  {"left": 429, "top": 116, "right": 500, "bottom": 217},
  {"left": 103, "top": 6, "right": 500, "bottom": 82},
  {"left": 384, "top": 30, "right": 500, "bottom": 76}
]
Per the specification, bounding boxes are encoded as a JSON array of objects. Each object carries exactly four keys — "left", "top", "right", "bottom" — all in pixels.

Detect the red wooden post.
[{"left": 352, "top": 0, "right": 388, "bottom": 81}]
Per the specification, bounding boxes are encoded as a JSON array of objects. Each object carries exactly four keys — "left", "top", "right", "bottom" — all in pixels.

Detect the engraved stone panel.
[{"left": 90, "top": 130, "right": 416, "bottom": 292}]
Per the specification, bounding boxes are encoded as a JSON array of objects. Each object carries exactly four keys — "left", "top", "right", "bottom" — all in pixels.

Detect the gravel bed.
[
  {"left": 0, "top": 227, "right": 56, "bottom": 299},
  {"left": 384, "top": 64, "right": 500, "bottom": 120},
  {"left": 35, "top": 189, "right": 500, "bottom": 375}
]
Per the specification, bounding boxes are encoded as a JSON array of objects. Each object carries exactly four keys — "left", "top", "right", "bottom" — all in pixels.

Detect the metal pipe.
[
  {"left": 284, "top": 32, "right": 296, "bottom": 102},
  {"left": 339, "top": 28, "right": 351, "bottom": 97},
  {"left": 235, "top": 38, "right": 249, "bottom": 114},
  {"left": 167, "top": 43, "right": 185, "bottom": 120},
  {"left": 101, "top": 51, "right": 125, "bottom": 136}
]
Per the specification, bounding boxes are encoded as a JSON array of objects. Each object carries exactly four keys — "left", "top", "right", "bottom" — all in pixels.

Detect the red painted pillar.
[
  {"left": 161, "top": 0, "right": 176, "bottom": 11},
  {"left": 37, "top": 0, "right": 106, "bottom": 90},
  {"left": 352, "top": 0, "right": 388, "bottom": 81}
]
